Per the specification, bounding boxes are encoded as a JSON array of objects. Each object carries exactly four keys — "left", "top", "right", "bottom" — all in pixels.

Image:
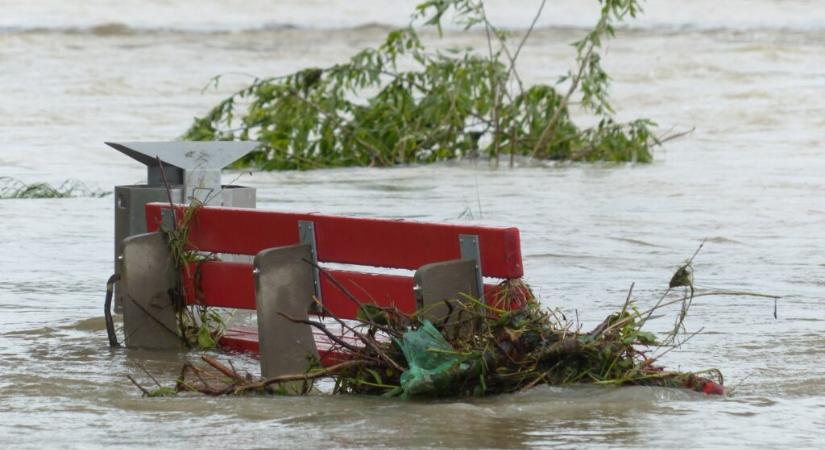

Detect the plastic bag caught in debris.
[{"left": 396, "top": 320, "right": 467, "bottom": 397}]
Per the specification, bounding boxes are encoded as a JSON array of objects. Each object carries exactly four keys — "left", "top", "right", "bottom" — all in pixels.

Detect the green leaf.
[
  {"left": 197, "top": 325, "right": 217, "bottom": 349},
  {"left": 635, "top": 331, "right": 658, "bottom": 345}
]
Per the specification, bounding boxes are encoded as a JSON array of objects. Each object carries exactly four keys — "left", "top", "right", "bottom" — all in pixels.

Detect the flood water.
[{"left": 1, "top": 0, "right": 824, "bottom": 448}]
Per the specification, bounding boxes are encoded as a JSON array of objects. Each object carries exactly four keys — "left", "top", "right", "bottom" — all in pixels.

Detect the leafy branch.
[{"left": 184, "top": 0, "right": 663, "bottom": 170}]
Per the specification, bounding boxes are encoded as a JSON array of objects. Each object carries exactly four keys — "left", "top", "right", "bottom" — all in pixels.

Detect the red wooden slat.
[
  {"left": 183, "top": 261, "right": 255, "bottom": 309},
  {"left": 217, "top": 282, "right": 527, "bottom": 364},
  {"left": 181, "top": 261, "right": 510, "bottom": 318},
  {"left": 180, "top": 261, "right": 418, "bottom": 317},
  {"left": 220, "top": 327, "right": 258, "bottom": 353},
  {"left": 145, "top": 203, "right": 523, "bottom": 279},
  {"left": 220, "top": 327, "right": 350, "bottom": 366},
  {"left": 318, "top": 270, "right": 416, "bottom": 318}
]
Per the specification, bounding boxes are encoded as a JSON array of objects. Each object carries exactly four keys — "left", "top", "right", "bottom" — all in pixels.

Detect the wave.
[
  {"left": 2, "top": 0, "right": 824, "bottom": 36},
  {"left": 0, "top": 22, "right": 301, "bottom": 36},
  {"left": 4, "top": 20, "right": 825, "bottom": 37}
]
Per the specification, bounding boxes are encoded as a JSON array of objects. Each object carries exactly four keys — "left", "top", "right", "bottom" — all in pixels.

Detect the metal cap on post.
[
  {"left": 109, "top": 141, "right": 259, "bottom": 313},
  {"left": 106, "top": 141, "right": 259, "bottom": 205}
]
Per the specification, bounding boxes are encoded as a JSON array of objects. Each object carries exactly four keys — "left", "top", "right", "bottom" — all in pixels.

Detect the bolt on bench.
[{"left": 119, "top": 202, "right": 525, "bottom": 380}]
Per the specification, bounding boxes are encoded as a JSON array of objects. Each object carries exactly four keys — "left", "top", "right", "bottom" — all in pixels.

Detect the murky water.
[{"left": 1, "top": 0, "right": 824, "bottom": 448}]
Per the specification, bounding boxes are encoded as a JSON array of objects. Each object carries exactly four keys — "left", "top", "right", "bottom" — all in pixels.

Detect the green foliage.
[
  {"left": 186, "top": 307, "right": 225, "bottom": 350},
  {"left": 162, "top": 200, "right": 227, "bottom": 350},
  {"left": 183, "top": 0, "right": 658, "bottom": 170},
  {"left": 147, "top": 386, "right": 178, "bottom": 398}
]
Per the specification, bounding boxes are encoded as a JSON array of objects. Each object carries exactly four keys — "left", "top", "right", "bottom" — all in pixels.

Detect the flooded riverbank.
[{"left": 1, "top": 1, "right": 824, "bottom": 448}]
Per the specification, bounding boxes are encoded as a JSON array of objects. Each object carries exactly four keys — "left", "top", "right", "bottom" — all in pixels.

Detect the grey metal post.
[{"left": 108, "top": 141, "right": 259, "bottom": 313}]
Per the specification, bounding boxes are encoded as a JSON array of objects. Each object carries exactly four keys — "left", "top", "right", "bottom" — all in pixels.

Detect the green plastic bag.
[{"left": 396, "top": 320, "right": 466, "bottom": 397}]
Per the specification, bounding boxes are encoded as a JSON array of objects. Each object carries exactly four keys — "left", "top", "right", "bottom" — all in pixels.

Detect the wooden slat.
[
  {"left": 318, "top": 270, "right": 416, "bottom": 318},
  {"left": 181, "top": 261, "right": 417, "bottom": 317},
  {"left": 220, "top": 326, "right": 361, "bottom": 366},
  {"left": 181, "top": 261, "right": 511, "bottom": 319},
  {"left": 183, "top": 261, "right": 255, "bottom": 309},
  {"left": 145, "top": 203, "right": 523, "bottom": 279}
]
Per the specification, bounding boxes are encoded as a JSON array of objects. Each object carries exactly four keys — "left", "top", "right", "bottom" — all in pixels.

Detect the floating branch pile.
[
  {"left": 291, "top": 275, "right": 724, "bottom": 398},
  {"left": 140, "top": 260, "right": 731, "bottom": 399}
]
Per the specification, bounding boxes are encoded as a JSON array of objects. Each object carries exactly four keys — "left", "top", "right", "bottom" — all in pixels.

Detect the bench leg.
[
  {"left": 254, "top": 243, "right": 320, "bottom": 393},
  {"left": 413, "top": 259, "right": 481, "bottom": 337},
  {"left": 120, "top": 232, "right": 182, "bottom": 349}
]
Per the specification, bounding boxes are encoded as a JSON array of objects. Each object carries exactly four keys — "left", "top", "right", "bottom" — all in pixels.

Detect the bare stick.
[
  {"left": 123, "top": 295, "right": 180, "bottom": 339},
  {"left": 192, "top": 368, "right": 214, "bottom": 392},
  {"left": 302, "top": 258, "right": 362, "bottom": 308},
  {"left": 155, "top": 156, "right": 177, "bottom": 229},
  {"left": 621, "top": 282, "right": 635, "bottom": 316},
  {"left": 656, "top": 126, "right": 695, "bottom": 145},
  {"left": 301, "top": 258, "right": 398, "bottom": 335},
  {"left": 639, "top": 240, "right": 705, "bottom": 327},
  {"left": 201, "top": 355, "right": 243, "bottom": 382},
  {"left": 138, "top": 364, "right": 162, "bottom": 388},
  {"left": 480, "top": 11, "right": 503, "bottom": 167},
  {"left": 520, "top": 371, "right": 547, "bottom": 392},
  {"left": 277, "top": 311, "right": 364, "bottom": 353},
  {"left": 297, "top": 288, "right": 405, "bottom": 373},
  {"left": 650, "top": 326, "right": 705, "bottom": 364},
  {"left": 506, "top": 0, "right": 546, "bottom": 93},
  {"left": 236, "top": 359, "right": 372, "bottom": 392},
  {"left": 588, "top": 282, "right": 636, "bottom": 339},
  {"left": 531, "top": 43, "right": 595, "bottom": 157},
  {"left": 126, "top": 374, "right": 151, "bottom": 397}
]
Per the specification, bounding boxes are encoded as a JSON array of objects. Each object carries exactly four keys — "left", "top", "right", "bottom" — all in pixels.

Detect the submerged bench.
[{"left": 119, "top": 202, "right": 524, "bottom": 379}]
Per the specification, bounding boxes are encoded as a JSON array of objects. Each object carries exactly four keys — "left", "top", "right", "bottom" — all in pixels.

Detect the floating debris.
[
  {"left": 135, "top": 264, "right": 736, "bottom": 399},
  {"left": 0, "top": 177, "right": 109, "bottom": 199}
]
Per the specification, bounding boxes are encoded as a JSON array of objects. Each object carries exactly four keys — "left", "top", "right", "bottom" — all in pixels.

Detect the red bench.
[{"left": 119, "top": 202, "right": 524, "bottom": 379}]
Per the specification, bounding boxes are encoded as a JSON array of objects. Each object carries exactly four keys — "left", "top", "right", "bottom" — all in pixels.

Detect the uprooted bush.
[{"left": 184, "top": 0, "right": 681, "bottom": 170}]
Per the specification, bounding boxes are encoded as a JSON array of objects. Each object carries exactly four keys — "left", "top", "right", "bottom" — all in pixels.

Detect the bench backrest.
[{"left": 145, "top": 203, "right": 523, "bottom": 318}]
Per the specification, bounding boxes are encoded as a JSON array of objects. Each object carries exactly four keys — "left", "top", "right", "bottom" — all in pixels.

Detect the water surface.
[{"left": 1, "top": 1, "right": 823, "bottom": 448}]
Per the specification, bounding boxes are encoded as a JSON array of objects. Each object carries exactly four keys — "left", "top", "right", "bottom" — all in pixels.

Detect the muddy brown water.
[{"left": 1, "top": 1, "right": 824, "bottom": 448}]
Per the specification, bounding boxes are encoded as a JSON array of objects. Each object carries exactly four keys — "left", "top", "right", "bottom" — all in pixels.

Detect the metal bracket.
[
  {"left": 120, "top": 232, "right": 182, "bottom": 350},
  {"left": 413, "top": 259, "right": 480, "bottom": 339},
  {"left": 459, "top": 234, "right": 484, "bottom": 301},
  {"left": 253, "top": 243, "right": 320, "bottom": 392},
  {"left": 298, "top": 220, "right": 322, "bottom": 303}
]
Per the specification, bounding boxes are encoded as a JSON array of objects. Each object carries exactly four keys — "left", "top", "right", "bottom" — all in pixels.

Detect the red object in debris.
[
  {"left": 681, "top": 374, "right": 725, "bottom": 396},
  {"left": 702, "top": 380, "right": 725, "bottom": 396}
]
